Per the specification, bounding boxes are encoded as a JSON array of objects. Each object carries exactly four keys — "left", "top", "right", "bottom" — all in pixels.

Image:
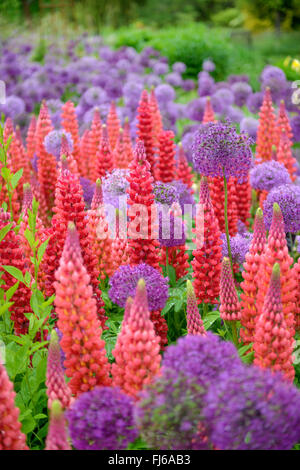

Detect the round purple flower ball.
[
  {"left": 67, "top": 386, "right": 138, "bottom": 450},
  {"left": 44, "top": 130, "right": 73, "bottom": 160},
  {"left": 263, "top": 183, "right": 300, "bottom": 232},
  {"left": 1, "top": 95, "right": 25, "bottom": 119},
  {"left": 109, "top": 263, "right": 169, "bottom": 311},
  {"left": 172, "top": 62, "right": 186, "bottom": 74},
  {"left": 250, "top": 160, "right": 291, "bottom": 192},
  {"left": 231, "top": 81, "right": 252, "bottom": 107},
  {"left": 246, "top": 92, "right": 264, "bottom": 114},
  {"left": 291, "top": 114, "right": 300, "bottom": 143},
  {"left": 204, "top": 364, "right": 300, "bottom": 450},
  {"left": 154, "top": 182, "right": 178, "bottom": 206},
  {"left": 202, "top": 59, "right": 215, "bottom": 72},
  {"left": 154, "top": 84, "right": 175, "bottom": 103},
  {"left": 192, "top": 120, "right": 253, "bottom": 183},
  {"left": 240, "top": 117, "right": 259, "bottom": 140},
  {"left": 221, "top": 232, "right": 253, "bottom": 265}
]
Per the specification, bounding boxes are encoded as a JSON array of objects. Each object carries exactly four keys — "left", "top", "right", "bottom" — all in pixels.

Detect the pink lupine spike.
[
  {"left": 111, "top": 278, "right": 161, "bottom": 399},
  {"left": 107, "top": 101, "right": 120, "bottom": 151},
  {"left": 0, "top": 359, "right": 28, "bottom": 450},
  {"left": 274, "top": 100, "right": 293, "bottom": 147},
  {"left": 202, "top": 97, "right": 216, "bottom": 124},
  {"left": 276, "top": 128, "right": 297, "bottom": 181},
  {"left": 186, "top": 280, "right": 206, "bottom": 336},
  {"left": 96, "top": 124, "right": 114, "bottom": 179},
  {"left": 254, "top": 263, "right": 295, "bottom": 382},
  {"left": 45, "top": 400, "right": 71, "bottom": 450},
  {"left": 220, "top": 257, "right": 241, "bottom": 321},
  {"left": 176, "top": 142, "right": 193, "bottom": 190},
  {"left": 58, "top": 134, "right": 79, "bottom": 176},
  {"left": 240, "top": 207, "right": 267, "bottom": 344},
  {"left": 91, "top": 178, "right": 103, "bottom": 210},
  {"left": 22, "top": 183, "right": 33, "bottom": 213},
  {"left": 46, "top": 329, "right": 72, "bottom": 410},
  {"left": 55, "top": 222, "right": 111, "bottom": 396},
  {"left": 26, "top": 114, "right": 37, "bottom": 161},
  {"left": 88, "top": 108, "right": 102, "bottom": 181},
  {"left": 61, "top": 100, "right": 82, "bottom": 175},
  {"left": 255, "top": 87, "right": 276, "bottom": 163}
]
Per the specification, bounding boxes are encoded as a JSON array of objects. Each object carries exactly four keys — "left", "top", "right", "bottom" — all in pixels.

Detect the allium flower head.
[
  {"left": 221, "top": 232, "right": 253, "bottom": 265},
  {"left": 44, "top": 129, "right": 73, "bottom": 160},
  {"left": 263, "top": 185, "right": 300, "bottom": 232},
  {"left": 202, "top": 59, "right": 215, "bottom": 72},
  {"left": 109, "top": 263, "right": 169, "bottom": 311},
  {"left": 172, "top": 62, "right": 186, "bottom": 74},
  {"left": 67, "top": 386, "right": 138, "bottom": 450},
  {"left": 240, "top": 117, "right": 259, "bottom": 140},
  {"left": 231, "top": 81, "right": 252, "bottom": 107},
  {"left": 204, "top": 364, "right": 300, "bottom": 450},
  {"left": 154, "top": 182, "right": 178, "bottom": 206},
  {"left": 192, "top": 120, "right": 253, "bottom": 182},
  {"left": 0, "top": 95, "right": 25, "bottom": 119},
  {"left": 246, "top": 92, "right": 264, "bottom": 114},
  {"left": 250, "top": 160, "right": 291, "bottom": 192},
  {"left": 154, "top": 84, "right": 175, "bottom": 103}
]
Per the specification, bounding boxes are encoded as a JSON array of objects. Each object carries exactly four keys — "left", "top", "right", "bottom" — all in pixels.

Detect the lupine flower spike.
[
  {"left": 111, "top": 278, "right": 161, "bottom": 398},
  {"left": 186, "top": 280, "right": 206, "bottom": 335},
  {"left": 107, "top": 101, "right": 120, "bottom": 151},
  {"left": 96, "top": 124, "right": 114, "bottom": 179},
  {"left": 276, "top": 128, "right": 297, "bottom": 181},
  {"left": 61, "top": 100, "right": 82, "bottom": 174},
  {"left": 45, "top": 400, "right": 71, "bottom": 450},
  {"left": 26, "top": 114, "right": 37, "bottom": 162},
  {"left": 157, "top": 130, "right": 176, "bottom": 182},
  {"left": 55, "top": 222, "right": 111, "bottom": 396},
  {"left": 176, "top": 142, "right": 194, "bottom": 190},
  {"left": 202, "top": 97, "right": 216, "bottom": 124},
  {"left": 137, "top": 90, "right": 155, "bottom": 175},
  {"left": 220, "top": 257, "right": 241, "bottom": 321},
  {"left": 274, "top": 100, "right": 293, "bottom": 147},
  {"left": 46, "top": 329, "right": 72, "bottom": 410},
  {"left": 254, "top": 263, "right": 295, "bottom": 381},
  {"left": 255, "top": 87, "right": 276, "bottom": 163},
  {"left": 88, "top": 108, "right": 102, "bottom": 181}
]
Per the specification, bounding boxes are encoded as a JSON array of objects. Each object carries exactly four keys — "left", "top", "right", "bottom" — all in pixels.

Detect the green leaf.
[
  {"left": 37, "top": 238, "right": 50, "bottom": 264},
  {"left": 0, "top": 222, "right": 12, "bottom": 243},
  {"left": 0, "top": 302, "right": 14, "bottom": 316},
  {"left": 24, "top": 271, "right": 31, "bottom": 286},
  {"left": 2, "top": 266, "right": 24, "bottom": 283},
  {"left": 203, "top": 312, "right": 220, "bottom": 330},
  {"left": 5, "top": 280, "right": 20, "bottom": 301},
  {"left": 167, "top": 265, "right": 176, "bottom": 287},
  {"left": 1, "top": 166, "right": 11, "bottom": 182},
  {"left": 33, "top": 413, "right": 47, "bottom": 420},
  {"left": 11, "top": 168, "right": 23, "bottom": 190},
  {"left": 238, "top": 343, "right": 253, "bottom": 357},
  {"left": 21, "top": 416, "right": 36, "bottom": 435},
  {"left": 24, "top": 228, "right": 35, "bottom": 249},
  {"left": 1, "top": 201, "right": 7, "bottom": 211}
]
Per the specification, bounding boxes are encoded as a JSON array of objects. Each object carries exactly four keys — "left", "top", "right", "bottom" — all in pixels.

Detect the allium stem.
[{"left": 222, "top": 168, "right": 234, "bottom": 277}]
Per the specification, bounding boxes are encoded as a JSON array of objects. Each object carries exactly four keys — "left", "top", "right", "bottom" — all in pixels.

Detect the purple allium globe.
[
  {"left": 250, "top": 160, "right": 291, "bottom": 192},
  {"left": 260, "top": 65, "right": 287, "bottom": 102},
  {"left": 192, "top": 120, "right": 253, "bottom": 183},
  {"left": 291, "top": 114, "right": 300, "bottom": 143},
  {"left": 154, "top": 84, "right": 175, "bottom": 103},
  {"left": 0, "top": 95, "right": 25, "bottom": 119},
  {"left": 67, "top": 386, "right": 138, "bottom": 450},
  {"left": 186, "top": 97, "right": 206, "bottom": 122},
  {"left": 202, "top": 59, "right": 215, "bottom": 72},
  {"left": 109, "top": 263, "right": 169, "bottom": 311},
  {"left": 154, "top": 182, "right": 178, "bottom": 206},
  {"left": 172, "top": 62, "right": 186, "bottom": 74},
  {"left": 44, "top": 129, "right": 73, "bottom": 160},
  {"left": 102, "top": 168, "right": 129, "bottom": 209},
  {"left": 246, "top": 91, "right": 264, "bottom": 114},
  {"left": 263, "top": 184, "right": 300, "bottom": 232},
  {"left": 231, "top": 81, "right": 252, "bottom": 107},
  {"left": 204, "top": 365, "right": 300, "bottom": 450},
  {"left": 80, "top": 177, "right": 96, "bottom": 209},
  {"left": 221, "top": 232, "right": 252, "bottom": 265},
  {"left": 240, "top": 117, "right": 259, "bottom": 140},
  {"left": 135, "top": 369, "right": 210, "bottom": 450}
]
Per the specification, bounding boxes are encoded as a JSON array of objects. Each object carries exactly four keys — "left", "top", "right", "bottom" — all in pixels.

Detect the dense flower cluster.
[
  {"left": 263, "top": 184, "right": 300, "bottom": 232},
  {"left": 250, "top": 160, "right": 291, "bottom": 191}
]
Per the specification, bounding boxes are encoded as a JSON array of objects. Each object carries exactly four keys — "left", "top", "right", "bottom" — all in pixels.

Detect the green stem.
[
  {"left": 222, "top": 168, "right": 234, "bottom": 277},
  {"left": 231, "top": 321, "right": 239, "bottom": 347},
  {"left": 202, "top": 302, "right": 208, "bottom": 317},
  {"left": 166, "top": 247, "right": 170, "bottom": 284}
]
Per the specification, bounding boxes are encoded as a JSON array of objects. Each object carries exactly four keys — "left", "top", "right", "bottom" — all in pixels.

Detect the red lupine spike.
[
  {"left": 0, "top": 209, "right": 32, "bottom": 335},
  {"left": 111, "top": 209, "right": 130, "bottom": 274},
  {"left": 55, "top": 222, "right": 111, "bottom": 396},
  {"left": 30, "top": 173, "right": 49, "bottom": 225},
  {"left": 61, "top": 101, "right": 83, "bottom": 175},
  {"left": 150, "top": 309, "right": 168, "bottom": 351},
  {"left": 36, "top": 101, "right": 57, "bottom": 212},
  {"left": 8, "top": 129, "right": 28, "bottom": 201},
  {"left": 220, "top": 257, "right": 242, "bottom": 321},
  {"left": 253, "top": 263, "right": 295, "bottom": 381},
  {"left": 111, "top": 278, "right": 161, "bottom": 398},
  {"left": 160, "top": 245, "right": 189, "bottom": 280},
  {"left": 276, "top": 128, "right": 297, "bottom": 181},
  {"left": 123, "top": 117, "right": 134, "bottom": 167},
  {"left": 87, "top": 183, "right": 114, "bottom": 280},
  {"left": 46, "top": 329, "right": 72, "bottom": 410},
  {"left": 274, "top": 100, "right": 293, "bottom": 148},
  {"left": 202, "top": 97, "right": 216, "bottom": 124},
  {"left": 234, "top": 176, "right": 251, "bottom": 227},
  {"left": 3, "top": 117, "right": 14, "bottom": 144},
  {"left": 42, "top": 168, "right": 107, "bottom": 327},
  {"left": 0, "top": 360, "right": 28, "bottom": 450},
  {"left": 149, "top": 88, "right": 163, "bottom": 148},
  {"left": 136, "top": 90, "right": 155, "bottom": 176},
  {"left": 79, "top": 129, "right": 91, "bottom": 179},
  {"left": 176, "top": 142, "right": 194, "bottom": 190},
  {"left": 58, "top": 133, "right": 79, "bottom": 176},
  {"left": 45, "top": 400, "right": 71, "bottom": 450},
  {"left": 26, "top": 115, "right": 37, "bottom": 162},
  {"left": 0, "top": 123, "right": 20, "bottom": 219},
  {"left": 256, "top": 203, "right": 296, "bottom": 338},
  {"left": 292, "top": 257, "right": 300, "bottom": 332},
  {"left": 127, "top": 140, "right": 160, "bottom": 270},
  {"left": 255, "top": 88, "right": 276, "bottom": 163},
  {"left": 96, "top": 124, "right": 114, "bottom": 179},
  {"left": 191, "top": 177, "right": 222, "bottom": 304},
  {"left": 157, "top": 130, "right": 176, "bottom": 182},
  {"left": 107, "top": 101, "right": 120, "bottom": 151},
  {"left": 240, "top": 207, "right": 267, "bottom": 345},
  {"left": 186, "top": 280, "right": 206, "bottom": 336},
  {"left": 208, "top": 176, "right": 238, "bottom": 235},
  {"left": 114, "top": 128, "right": 130, "bottom": 169},
  {"left": 88, "top": 108, "right": 102, "bottom": 181}
]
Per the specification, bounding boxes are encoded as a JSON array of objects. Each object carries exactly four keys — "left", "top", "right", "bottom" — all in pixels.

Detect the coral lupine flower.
[
  {"left": 113, "top": 128, "right": 128, "bottom": 169},
  {"left": 220, "top": 257, "right": 241, "bottom": 321},
  {"left": 256, "top": 203, "right": 296, "bottom": 337},
  {"left": 107, "top": 101, "right": 120, "bottom": 151},
  {"left": 276, "top": 128, "right": 297, "bottom": 181},
  {"left": 208, "top": 176, "right": 238, "bottom": 235},
  {"left": 61, "top": 100, "right": 82, "bottom": 175},
  {"left": 186, "top": 280, "right": 206, "bottom": 335},
  {"left": 240, "top": 207, "right": 267, "bottom": 345},
  {"left": 274, "top": 100, "right": 293, "bottom": 148},
  {"left": 0, "top": 209, "right": 33, "bottom": 335},
  {"left": 111, "top": 209, "right": 130, "bottom": 274},
  {"left": 137, "top": 90, "right": 155, "bottom": 175},
  {"left": 234, "top": 176, "right": 251, "bottom": 226},
  {"left": 0, "top": 360, "right": 28, "bottom": 450},
  {"left": 123, "top": 118, "right": 134, "bottom": 166},
  {"left": 126, "top": 140, "right": 160, "bottom": 270},
  {"left": 26, "top": 114, "right": 37, "bottom": 161},
  {"left": 36, "top": 101, "right": 57, "bottom": 212},
  {"left": 191, "top": 177, "right": 222, "bottom": 304},
  {"left": 46, "top": 329, "right": 72, "bottom": 410},
  {"left": 88, "top": 109, "right": 102, "bottom": 182},
  {"left": 255, "top": 88, "right": 276, "bottom": 163},
  {"left": 175, "top": 143, "right": 194, "bottom": 190},
  {"left": 156, "top": 130, "right": 176, "bottom": 182},
  {"left": 55, "top": 223, "right": 111, "bottom": 396},
  {"left": 80, "top": 129, "right": 91, "bottom": 178},
  {"left": 202, "top": 97, "right": 216, "bottom": 124},
  {"left": 96, "top": 124, "right": 114, "bottom": 179},
  {"left": 149, "top": 88, "right": 163, "bottom": 148},
  {"left": 292, "top": 257, "right": 300, "bottom": 331},
  {"left": 45, "top": 400, "right": 71, "bottom": 450},
  {"left": 58, "top": 134, "right": 79, "bottom": 176},
  {"left": 254, "top": 263, "right": 295, "bottom": 381},
  {"left": 111, "top": 278, "right": 161, "bottom": 398}
]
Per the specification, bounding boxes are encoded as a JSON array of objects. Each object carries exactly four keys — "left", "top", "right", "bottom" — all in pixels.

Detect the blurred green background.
[{"left": 1, "top": 0, "right": 300, "bottom": 89}]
